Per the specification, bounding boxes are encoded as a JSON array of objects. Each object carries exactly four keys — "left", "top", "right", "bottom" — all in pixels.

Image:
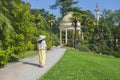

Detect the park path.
[{"left": 0, "top": 47, "right": 66, "bottom": 80}]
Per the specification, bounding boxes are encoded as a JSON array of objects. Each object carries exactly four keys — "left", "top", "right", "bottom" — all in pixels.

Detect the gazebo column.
[
  {"left": 65, "top": 29, "right": 68, "bottom": 45},
  {"left": 60, "top": 30, "right": 62, "bottom": 47},
  {"left": 82, "top": 33, "right": 84, "bottom": 39},
  {"left": 78, "top": 29, "right": 84, "bottom": 39},
  {"left": 78, "top": 29, "right": 81, "bottom": 37}
]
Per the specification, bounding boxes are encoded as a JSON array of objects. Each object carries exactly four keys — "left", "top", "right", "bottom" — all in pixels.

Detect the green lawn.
[{"left": 40, "top": 49, "right": 120, "bottom": 80}]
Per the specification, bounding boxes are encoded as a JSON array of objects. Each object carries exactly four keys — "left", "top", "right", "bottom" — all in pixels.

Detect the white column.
[
  {"left": 82, "top": 33, "right": 84, "bottom": 39},
  {"left": 65, "top": 29, "right": 68, "bottom": 45},
  {"left": 78, "top": 29, "right": 81, "bottom": 37},
  {"left": 116, "top": 39, "right": 118, "bottom": 48}
]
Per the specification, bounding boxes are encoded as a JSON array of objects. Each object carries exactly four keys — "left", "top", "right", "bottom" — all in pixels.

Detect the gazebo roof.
[
  {"left": 61, "top": 12, "right": 73, "bottom": 22},
  {"left": 59, "top": 12, "right": 81, "bottom": 30},
  {"left": 59, "top": 12, "right": 73, "bottom": 30}
]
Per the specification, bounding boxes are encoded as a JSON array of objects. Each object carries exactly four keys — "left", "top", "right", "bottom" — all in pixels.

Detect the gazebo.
[{"left": 59, "top": 12, "right": 83, "bottom": 47}]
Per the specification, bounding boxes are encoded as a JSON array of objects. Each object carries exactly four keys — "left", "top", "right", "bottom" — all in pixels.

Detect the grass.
[{"left": 40, "top": 49, "right": 120, "bottom": 80}]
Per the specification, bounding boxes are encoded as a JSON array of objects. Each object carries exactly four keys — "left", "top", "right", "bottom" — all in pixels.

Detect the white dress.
[
  {"left": 37, "top": 40, "right": 47, "bottom": 65},
  {"left": 37, "top": 40, "right": 47, "bottom": 50}
]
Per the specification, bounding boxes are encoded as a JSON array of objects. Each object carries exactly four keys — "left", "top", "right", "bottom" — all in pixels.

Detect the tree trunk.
[
  {"left": 74, "top": 20, "right": 77, "bottom": 49},
  {"left": 74, "top": 26, "right": 77, "bottom": 49}
]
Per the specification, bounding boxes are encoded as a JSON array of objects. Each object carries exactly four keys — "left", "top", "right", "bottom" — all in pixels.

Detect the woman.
[{"left": 37, "top": 35, "right": 47, "bottom": 68}]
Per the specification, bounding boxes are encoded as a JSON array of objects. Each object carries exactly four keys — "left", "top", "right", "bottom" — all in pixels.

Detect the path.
[{"left": 0, "top": 47, "right": 66, "bottom": 80}]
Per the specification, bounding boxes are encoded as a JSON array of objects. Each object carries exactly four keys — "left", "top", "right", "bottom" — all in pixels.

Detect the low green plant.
[
  {"left": 0, "top": 49, "right": 10, "bottom": 66},
  {"left": 26, "top": 41, "right": 35, "bottom": 50},
  {"left": 103, "top": 51, "right": 120, "bottom": 58},
  {"left": 66, "top": 39, "right": 74, "bottom": 47},
  {"left": 77, "top": 44, "right": 90, "bottom": 52},
  {"left": 52, "top": 34, "right": 59, "bottom": 46}
]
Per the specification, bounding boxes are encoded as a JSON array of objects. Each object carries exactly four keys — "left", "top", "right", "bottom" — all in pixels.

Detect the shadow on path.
[
  {"left": 0, "top": 47, "right": 66, "bottom": 80},
  {"left": 22, "top": 62, "right": 40, "bottom": 67}
]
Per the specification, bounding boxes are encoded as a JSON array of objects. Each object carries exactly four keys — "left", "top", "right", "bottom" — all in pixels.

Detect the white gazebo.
[{"left": 59, "top": 12, "right": 83, "bottom": 47}]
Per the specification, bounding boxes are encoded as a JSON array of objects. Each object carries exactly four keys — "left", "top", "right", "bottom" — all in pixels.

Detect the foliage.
[
  {"left": 26, "top": 41, "right": 35, "bottom": 50},
  {"left": 0, "top": 0, "right": 53, "bottom": 66},
  {"left": 50, "top": 0, "right": 78, "bottom": 17},
  {"left": 40, "top": 49, "right": 120, "bottom": 80},
  {"left": 77, "top": 45, "right": 90, "bottom": 52},
  {"left": 31, "top": 8, "right": 58, "bottom": 34},
  {"left": 31, "top": 8, "right": 56, "bottom": 22},
  {"left": 11, "top": 2, "right": 36, "bottom": 41},
  {"left": 31, "top": 9, "right": 59, "bottom": 49},
  {"left": 30, "top": 5, "right": 62, "bottom": 49},
  {"left": 0, "top": 13, "right": 13, "bottom": 42},
  {"left": 66, "top": 39, "right": 74, "bottom": 47},
  {"left": 96, "top": 9, "right": 120, "bottom": 53},
  {"left": 0, "top": 50, "right": 9, "bottom": 66},
  {"left": 52, "top": 34, "right": 60, "bottom": 46},
  {"left": 81, "top": 9, "right": 120, "bottom": 54},
  {"left": 103, "top": 51, "right": 120, "bottom": 58},
  {"left": 70, "top": 10, "right": 95, "bottom": 49},
  {"left": 32, "top": 14, "right": 53, "bottom": 50},
  {"left": 0, "top": 7, "right": 14, "bottom": 66}
]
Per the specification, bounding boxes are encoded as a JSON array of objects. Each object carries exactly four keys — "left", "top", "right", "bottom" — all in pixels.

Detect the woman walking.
[{"left": 37, "top": 35, "right": 47, "bottom": 68}]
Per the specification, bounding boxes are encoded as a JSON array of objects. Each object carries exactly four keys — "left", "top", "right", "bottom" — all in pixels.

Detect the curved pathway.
[{"left": 0, "top": 47, "right": 66, "bottom": 80}]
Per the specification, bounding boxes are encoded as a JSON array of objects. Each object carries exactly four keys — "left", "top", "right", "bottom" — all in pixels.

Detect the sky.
[{"left": 24, "top": 0, "right": 120, "bottom": 17}]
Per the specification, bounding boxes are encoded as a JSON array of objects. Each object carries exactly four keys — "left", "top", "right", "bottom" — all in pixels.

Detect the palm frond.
[{"left": 0, "top": 13, "right": 14, "bottom": 34}]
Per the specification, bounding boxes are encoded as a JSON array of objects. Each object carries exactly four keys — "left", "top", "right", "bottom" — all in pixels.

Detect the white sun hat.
[{"left": 38, "top": 35, "right": 46, "bottom": 41}]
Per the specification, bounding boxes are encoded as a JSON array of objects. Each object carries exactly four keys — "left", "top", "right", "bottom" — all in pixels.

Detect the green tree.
[
  {"left": 0, "top": 13, "right": 13, "bottom": 42},
  {"left": 71, "top": 12, "right": 82, "bottom": 49},
  {"left": 0, "top": 0, "right": 15, "bottom": 65},
  {"left": 31, "top": 8, "right": 60, "bottom": 47},
  {"left": 50, "top": 0, "right": 78, "bottom": 17},
  {"left": 31, "top": 8, "right": 56, "bottom": 34},
  {"left": 31, "top": 12, "right": 53, "bottom": 49},
  {"left": 100, "top": 9, "right": 120, "bottom": 52},
  {"left": 111, "top": 9, "right": 120, "bottom": 50},
  {"left": 11, "top": 2, "right": 36, "bottom": 51},
  {"left": 0, "top": 1, "right": 37, "bottom": 62}
]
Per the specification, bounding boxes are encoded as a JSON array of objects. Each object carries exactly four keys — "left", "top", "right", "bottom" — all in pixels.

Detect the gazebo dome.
[
  {"left": 59, "top": 12, "right": 81, "bottom": 30},
  {"left": 61, "top": 12, "right": 73, "bottom": 22},
  {"left": 59, "top": 12, "right": 73, "bottom": 30}
]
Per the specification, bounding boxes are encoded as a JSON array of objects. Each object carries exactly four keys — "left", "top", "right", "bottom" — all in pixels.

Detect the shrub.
[
  {"left": 66, "top": 39, "right": 74, "bottom": 47},
  {"left": 103, "top": 51, "right": 120, "bottom": 58},
  {"left": 8, "top": 53, "right": 20, "bottom": 62},
  {"left": 26, "top": 41, "right": 34, "bottom": 50},
  {"left": 88, "top": 43, "right": 97, "bottom": 52},
  {"left": 0, "top": 50, "right": 9, "bottom": 66},
  {"left": 31, "top": 36, "right": 38, "bottom": 50},
  {"left": 77, "top": 45, "right": 90, "bottom": 52},
  {"left": 52, "top": 34, "right": 59, "bottom": 46}
]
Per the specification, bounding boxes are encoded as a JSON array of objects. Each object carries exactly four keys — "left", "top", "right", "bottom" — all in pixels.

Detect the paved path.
[{"left": 0, "top": 47, "right": 66, "bottom": 80}]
